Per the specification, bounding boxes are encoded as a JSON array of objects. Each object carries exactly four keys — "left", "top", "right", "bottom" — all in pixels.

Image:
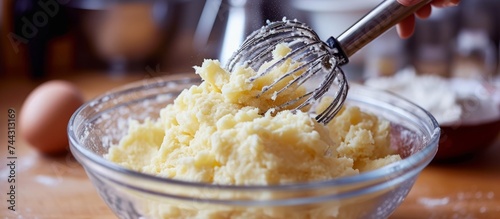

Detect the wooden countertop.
[{"left": 1, "top": 72, "right": 499, "bottom": 219}]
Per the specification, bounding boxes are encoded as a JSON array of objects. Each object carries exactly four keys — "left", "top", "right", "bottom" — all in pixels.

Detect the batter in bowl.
[{"left": 104, "top": 44, "right": 401, "bottom": 218}]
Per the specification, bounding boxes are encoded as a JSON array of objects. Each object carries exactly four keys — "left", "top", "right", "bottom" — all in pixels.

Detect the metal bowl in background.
[
  {"left": 65, "top": 0, "right": 301, "bottom": 75},
  {"left": 66, "top": 0, "right": 203, "bottom": 74}
]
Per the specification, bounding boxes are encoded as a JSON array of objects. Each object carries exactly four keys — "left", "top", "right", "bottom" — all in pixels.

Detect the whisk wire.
[
  {"left": 263, "top": 55, "right": 325, "bottom": 97},
  {"left": 228, "top": 20, "right": 322, "bottom": 72},
  {"left": 257, "top": 44, "right": 327, "bottom": 96},
  {"left": 316, "top": 69, "right": 348, "bottom": 124},
  {"left": 251, "top": 41, "right": 324, "bottom": 81}
]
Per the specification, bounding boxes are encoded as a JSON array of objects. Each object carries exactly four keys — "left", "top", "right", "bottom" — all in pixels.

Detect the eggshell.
[{"left": 20, "top": 80, "right": 84, "bottom": 155}]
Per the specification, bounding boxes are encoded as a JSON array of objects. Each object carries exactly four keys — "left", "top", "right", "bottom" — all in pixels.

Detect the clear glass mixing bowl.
[{"left": 68, "top": 75, "right": 440, "bottom": 219}]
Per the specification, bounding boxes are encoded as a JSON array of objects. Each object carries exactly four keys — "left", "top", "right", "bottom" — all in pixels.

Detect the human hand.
[{"left": 397, "top": 0, "right": 460, "bottom": 39}]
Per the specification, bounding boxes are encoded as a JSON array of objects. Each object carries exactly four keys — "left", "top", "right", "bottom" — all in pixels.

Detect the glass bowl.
[{"left": 68, "top": 75, "right": 440, "bottom": 219}]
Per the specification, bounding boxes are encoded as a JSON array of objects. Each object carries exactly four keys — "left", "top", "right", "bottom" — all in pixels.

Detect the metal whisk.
[{"left": 226, "top": 0, "right": 431, "bottom": 124}]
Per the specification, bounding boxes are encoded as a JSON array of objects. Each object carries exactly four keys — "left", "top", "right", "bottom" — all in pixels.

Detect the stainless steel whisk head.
[
  {"left": 225, "top": 0, "right": 432, "bottom": 124},
  {"left": 226, "top": 19, "right": 349, "bottom": 125}
]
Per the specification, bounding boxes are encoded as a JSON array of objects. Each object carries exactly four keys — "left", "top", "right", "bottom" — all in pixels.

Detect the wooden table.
[{"left": 1, "top": 73, "right": 499, "bottom": 219}]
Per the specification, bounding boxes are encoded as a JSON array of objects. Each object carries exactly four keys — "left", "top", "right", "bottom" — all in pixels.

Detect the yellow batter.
[{"left": 105, "top": 44, "right": 401, "bottom": 218}]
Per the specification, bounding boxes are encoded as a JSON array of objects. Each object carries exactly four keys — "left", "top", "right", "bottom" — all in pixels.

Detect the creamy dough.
[{"left": 105, "top": 44, "right": 401, "bottom": 218}]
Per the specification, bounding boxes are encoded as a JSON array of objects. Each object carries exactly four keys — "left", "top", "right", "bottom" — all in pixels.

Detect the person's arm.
[{"left": 396, "top": 0, "right": 460, "bottom": 38}]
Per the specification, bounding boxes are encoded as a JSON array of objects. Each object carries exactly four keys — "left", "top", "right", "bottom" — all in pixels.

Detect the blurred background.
[
  {"left": 0, "top": 0, "right": 500, "bottom": 80},
  {"left": 0, "top": 0, "right": 499, "bottom": 82},
  {"left": 0, "top": 0, "right": 499, "bottom": 81},
  {"left": 1, "top": 2, "right": 500, "bottom": 217}
]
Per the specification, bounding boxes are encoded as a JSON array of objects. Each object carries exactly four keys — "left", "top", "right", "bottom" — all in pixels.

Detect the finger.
[
  {"left": 432, "top": 0, "right": 460, "bottom": 7},
  {"left": 397, "top": 15, "right": 416, "bottom": 39},
  {"left": 415, "top": 3, "right": 432, "bottom": 19}
]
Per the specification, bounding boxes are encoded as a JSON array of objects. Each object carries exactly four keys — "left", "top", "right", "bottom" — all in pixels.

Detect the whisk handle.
[{"left": 336, "top": 0, "right": 432, "bottom": 58}]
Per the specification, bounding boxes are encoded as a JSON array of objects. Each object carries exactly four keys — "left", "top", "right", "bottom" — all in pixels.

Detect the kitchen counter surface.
[{"left": 1, "top": 72, "right": 499, "bottom": 219}]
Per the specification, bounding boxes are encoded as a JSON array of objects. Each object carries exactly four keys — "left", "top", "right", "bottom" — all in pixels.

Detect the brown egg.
[{"left": 20, "top": 80, "right": 84, "bottom": 155}]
